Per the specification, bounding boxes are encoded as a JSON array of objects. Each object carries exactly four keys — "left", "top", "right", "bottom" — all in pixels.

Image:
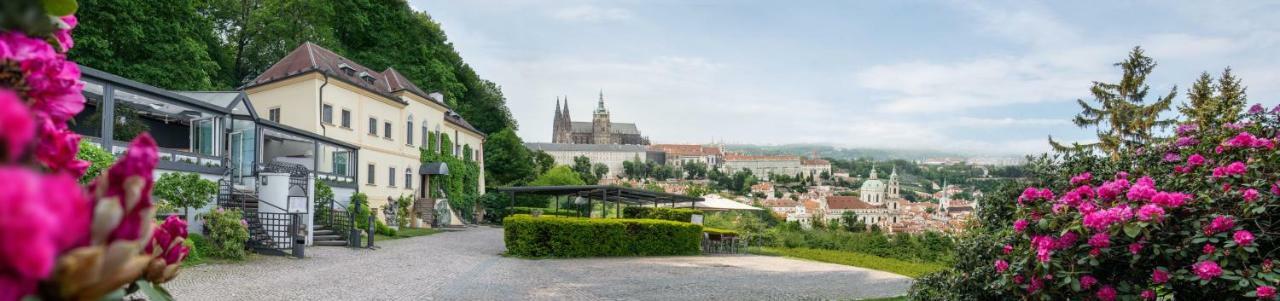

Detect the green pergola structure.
[{"left": 491, "top": 185, "right": 704, "bottom": 218}]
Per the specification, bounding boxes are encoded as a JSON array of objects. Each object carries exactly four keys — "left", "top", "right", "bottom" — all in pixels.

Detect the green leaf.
[
  {"left": 1124, "top": 223, "right": 1141, "bottom": 238},
  {"left": 136, "top": 280, "right": 176, "bottom": 301},
  {"left": 41, "top": 0, "right": 77, "bottom": 16},
  {"left": 96, "top": 288, "right": 126, "bottom": 301}
]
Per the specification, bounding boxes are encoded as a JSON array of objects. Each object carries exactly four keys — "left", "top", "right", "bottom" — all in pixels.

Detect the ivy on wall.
[{"left": 421, "top": 132, "right": 480, "bottom": 221}]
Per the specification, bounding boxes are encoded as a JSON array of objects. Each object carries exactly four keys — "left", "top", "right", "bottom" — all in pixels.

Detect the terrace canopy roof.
[{"left": 492, "top": 185, "right": 703, "bottom": 207}]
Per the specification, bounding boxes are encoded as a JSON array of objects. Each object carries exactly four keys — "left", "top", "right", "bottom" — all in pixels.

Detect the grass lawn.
[
  {"left": 751, "top": 247, "right": 946, "bottom": 278},
  {"left": 374, "top": 227, "right": 443, "bottom": 241}
]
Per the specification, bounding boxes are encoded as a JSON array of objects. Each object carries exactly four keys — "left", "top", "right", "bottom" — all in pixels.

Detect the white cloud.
[{"left": 551, "top": 5, "right": 632, "bottom": 22}]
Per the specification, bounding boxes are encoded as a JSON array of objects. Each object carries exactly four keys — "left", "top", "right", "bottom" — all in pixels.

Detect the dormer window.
[
  {"left": 338, "top": 63, "right": 355, "bottom": 76},
  {"left": 357, "top": 71, "right": 376, "bottom": 84}
]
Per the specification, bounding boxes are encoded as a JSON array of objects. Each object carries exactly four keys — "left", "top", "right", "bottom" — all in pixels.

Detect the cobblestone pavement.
[{"left": 166, "top": 227, "right": 912, "bottom": 300}]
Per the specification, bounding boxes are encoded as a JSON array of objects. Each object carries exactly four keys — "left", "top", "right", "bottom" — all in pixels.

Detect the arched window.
[
  {"left": 406, "top": 115, "right": 414, "bottom": 146},
  {"left": 405, "top": 168, "right": 412, "bottom": 189},
  {"left": 421, "top": 120, "right": 428, "bottom": 147}
]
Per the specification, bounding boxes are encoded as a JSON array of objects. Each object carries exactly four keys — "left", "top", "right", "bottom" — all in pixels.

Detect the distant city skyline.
[{"left": 415, "top": 0, "right": 1279, "bottom": 155}]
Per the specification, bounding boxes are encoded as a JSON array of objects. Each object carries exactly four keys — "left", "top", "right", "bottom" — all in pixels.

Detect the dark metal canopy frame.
[{"left": 492, "top": 185, "right": 704, "bottom": 218}]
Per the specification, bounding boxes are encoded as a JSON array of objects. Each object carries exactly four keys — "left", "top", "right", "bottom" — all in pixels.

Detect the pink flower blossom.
[
  {"left": 146, "top": 216, "right": 190, "bottom": 265},
  {"left": 1176, "top": 136, "right": 1200, "bottom": 147},
  {"left": 1234, "top": 230, "right": 1255, "bottom": 246},
  {"left": 53, "top": 16, "right": 77, "bottom": 52},
  {"left": 994, "top": 259, "right": 1008, "bottom": 273},
  {"left": 1251, "top": 103, "right": 1266, "bottom": 114},
  {"left": 91, "top": 134, "right": 159, "bottom": 242},
  {"left": 1116, "top": 171, "right": 1129, "bottom": 180},
  {"left": 1193, "top": 261, "right": 1223, "bottom": 280},
  {"left": 1071, "top": 172, "right": 1093, "bottom": 186},
  {"left": 1176, "top": 124, "right": 1198, "bottom": 136},
  {"left": 34, "top": 118, "right": 88, "bottom": 177},
  {"left": 1002, "top": 244, "right": 1013, "bottom": 254},
  {"left": 1163, "top": 152, "right": 1182, "bottom": 162},
  {"left": 1097, "top": 179, "right": 1129, "bottom": 200},
  {"left": 1203, "top": 244, "right": 1216, "bottom": 255},
  {"left": 1227, "top": 161, "right": 1248, "bottom": 175},
  {"left": 1097, "top": 285, "right": 1117, "bottom": 301},
  {"left": 1127, "top": 177, "right": 1158, "bottom": 201},
  {"left": 1088, "top": 233, "right": 1111, "bottom": 248},
  {"left": 1141, "top": 290, "right": 1155, "bottom": 300},
  {"left": 0, "top": 90, "right": 35, "bottom": 161},
  {"left": 1013, "top": 219, "right": 1028, "bottom": 233},
  {"left": 1083, "top": 206, "right": 1133, "bottom": 232},
  {"left": 1258, "top": 285, "right": 1277, "bottom": 300},
  {"left": 1080, "top": 275, "right": 1097, "bottom": 289},
  {"left": 1244, "top": 189, "right": 1260, "bottom": 202},
  {"left": 1152, "top": 268, "right": 1169, "bottom": 283},
  {"left": 1187, "top": 154, "right": 1206, "bottom": 166},
  {"left": 1205, "top": 215, "right": 1236, "bottom": 235},
  {"left": 1089, "top": 248, "right": 1101, "bottom": 257},
  {"left": 1056, "top": 232, "right": 1078, "bottom": 249},
  {"left": 1129, "top": 242, "right": 1144, "bottom": 255},
  {"left": 0, "top": 32, "right": 85, "bottom": 125},
  {"left": 1151, "top": 191, "right": 1191, "bottom": 208},
  {"left": 1226, "top": 132, "right": 1259, "bottom": 148},
  {"left": 0, "top": 168, "right": 91, "bottom": 297},
  {"left": 1138, "top": 204, "right": 1165, "bottom": 221}
]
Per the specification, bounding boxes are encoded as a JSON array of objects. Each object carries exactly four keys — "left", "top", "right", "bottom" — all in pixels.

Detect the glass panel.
[
  {"left": 316, "top": 143, "right": 351, "bottom": 176},
  {"left": 70, "top": 79, "right": 104, "bottom": 138},
  {"left": 191, "top": 118, "right": 216, "bottom": 156},
  {"left": 261, "top": 128, "right": 315, "bottom": 170},
  {"left": 333, "top": 150, "right": 349, "bottom": 176},
  {"left": 111, "top": 88, "right": 218, "bottom": 154},
  {"left": 230, "top": 119, "right": 256, "bottom": 177}
]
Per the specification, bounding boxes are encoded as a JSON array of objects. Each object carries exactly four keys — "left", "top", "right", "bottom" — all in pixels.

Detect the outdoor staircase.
[
  {"left": 217, "top": 181, "right": 282, "bottom": 254},
  {"left": 312, "top": 224, "right": 347, "bottom": 246}
]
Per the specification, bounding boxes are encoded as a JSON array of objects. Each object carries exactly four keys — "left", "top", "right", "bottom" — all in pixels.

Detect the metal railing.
[{"left": 701, "top": 234, "right": 747, "bottom": 254}]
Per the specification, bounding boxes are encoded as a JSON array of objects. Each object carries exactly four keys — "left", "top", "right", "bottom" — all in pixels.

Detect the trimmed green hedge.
[
  {"left": 702, "top": 227, "right": 739, "bottom": 236},
  {"left": 504, "top": 214, "right": 702, "bottom": 257},
  {"left": 622, "top": 207, "right": 703, "bottom": 222},
  {"left": 507, "top": 207, "right": 578, "bottom": 217}
]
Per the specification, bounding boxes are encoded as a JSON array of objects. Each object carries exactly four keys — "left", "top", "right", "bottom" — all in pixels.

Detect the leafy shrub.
[
  {"left": 203, "top": 208, "right": 250, "bottom": 260},
  {"left": 154, "top": 172, "right": 217, "bottom": 216},
  {"left": 907, "top": 182, "right": 1021, "bottom": 301},
  {"left": 986, "top": 109, "right": 1280, "bottom": 300},
  {"left": 622, "top": 207, "right": 703, "bottom": 222},
  {"left": 506, "top": 207, "right": 577, "bottom": 217},
  {"left": 702, "top": 227, "right": 738, "bottom": 236},
  {"left": 75, "top": 141, "right": 113, "bottom": 184},
  {"left": 503, "top": 214, "right": 702, "bottom": 257},
  {"left": 181, "top": 233, "right": 207, "bottom": 266},
  {"left": 350, "top": 192, "right": 372, "bottom": 230},
  {"left": 375, "top": 220, "right": 396, "bottom": 236}
]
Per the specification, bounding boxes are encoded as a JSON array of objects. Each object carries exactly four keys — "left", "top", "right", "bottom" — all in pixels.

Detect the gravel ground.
[{"left": 166, "top": 227, "right": 912, "bottom": 300}]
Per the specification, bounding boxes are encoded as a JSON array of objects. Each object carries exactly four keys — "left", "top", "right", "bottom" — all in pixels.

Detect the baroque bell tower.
[{"left": 592, "top": 90, "right": 612, "bottom": 144}]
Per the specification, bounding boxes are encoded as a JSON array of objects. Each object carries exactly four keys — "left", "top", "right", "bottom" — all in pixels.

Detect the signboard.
[{"left": 690, "top": 214, "right": 703, "bottom": 225}]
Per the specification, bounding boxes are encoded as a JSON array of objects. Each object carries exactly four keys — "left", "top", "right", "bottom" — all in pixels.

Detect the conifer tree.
[
  {"left": 1178, "top": 68, "right": 1247, "bottom": 129},
  {"left": 1050, "top": 46, "right": 1176, "bottom": 159}
]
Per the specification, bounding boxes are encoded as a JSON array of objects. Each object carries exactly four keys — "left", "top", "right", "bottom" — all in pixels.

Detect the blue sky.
[{"left": 411, "top": 0, "right": 1279, "bottom": 155}]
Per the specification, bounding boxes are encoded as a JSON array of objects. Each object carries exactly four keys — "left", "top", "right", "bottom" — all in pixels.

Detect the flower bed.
[
  {"left": 993, "top": 110, "right": 1280, "bottom": 300},
  {"left": 503, "top": 214, "right": 702, "bottom": 257}
]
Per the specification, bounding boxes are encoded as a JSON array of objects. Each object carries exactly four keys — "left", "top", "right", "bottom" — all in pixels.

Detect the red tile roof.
[
  {"left": 761, "top": 198, "right": 798, "bottom": 207},
  {"left": 825, "top": 196, "right": 880, "bottom": 210},
  {"left": 649, "top": 144, "right": 723, "bottom": 157}
]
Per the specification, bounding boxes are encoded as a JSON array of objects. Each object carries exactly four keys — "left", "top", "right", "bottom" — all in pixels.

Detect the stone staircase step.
[
  {"left": 314, "top": 240, "right": 347, "bottom": 247},
  {"left": 313, "top": 234, "right": 342, "bottom": 241},
  {"left": 313, "top": 229, "right": 335, "bottom": 236}
]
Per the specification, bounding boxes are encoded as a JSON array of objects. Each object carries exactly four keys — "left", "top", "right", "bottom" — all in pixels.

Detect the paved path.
[{"left": 166, "top": 227, "right": 912, "bottom": 300}]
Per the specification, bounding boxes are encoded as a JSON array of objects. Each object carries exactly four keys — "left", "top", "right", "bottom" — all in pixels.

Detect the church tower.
[
  {"left": 888, "top": 167, "right": 900, "bottom": 199},
  {"left": 592, "top": 90, "right": 612, "bottom": 144},
  {"left": 552, "top": 97, "right": 562, "bottom": 142}
]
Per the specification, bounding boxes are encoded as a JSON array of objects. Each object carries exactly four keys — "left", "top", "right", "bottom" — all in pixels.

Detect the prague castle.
[{"left": 551, "top": 92, "right": 649, "bottom": 145}]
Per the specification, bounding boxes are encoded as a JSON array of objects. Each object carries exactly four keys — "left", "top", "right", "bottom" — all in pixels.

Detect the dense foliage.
[
  {"left": 622, "top": 207, "right": 704, "bottom": 223},
  {"left": 503, "top": 215, "right": 702, "bottom": 257},
  {"left": 202, "top": 208, "right": 250, "bottom": 260},
  {"left": 153, "top": 172, "right": 217, "bottom": 216},
  {"left": 74, "top": 140, "right": 112, "bottom": 184}
]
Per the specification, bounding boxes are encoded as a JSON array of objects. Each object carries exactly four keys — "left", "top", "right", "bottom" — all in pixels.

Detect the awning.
[
  {"left": 660, "top": 194, "right": 763, "bottom": 211},
  {"left": 420, "top": 162, "right": 449, "bottom": 175}
]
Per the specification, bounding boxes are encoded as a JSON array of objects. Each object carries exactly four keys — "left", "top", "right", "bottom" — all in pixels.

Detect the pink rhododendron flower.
[
  {"left": 1137, "top": 204, "right": 1165, "bottom": 221},
  {"left": 1088, "top": 233, "right": 1111, "bottom": 248},
  {"left": 1163, "top": 152, "right": 1181, "bottom": 162},
  {"left": 1083, "top": 206, "right": 1132, "bottom": 232},
  {"left": 53, "top": 16, "right": 77, "bottom": 52},
  {"left": 1127, "top": 177, "right": 1158, "bottom": 201},
  {"left": 34, "top": 118, "right": 88, "bottom": 176},
  {"left": 0, "top": 32, "right": 85, "bottom": 125},
  {"left": 1152, "top": 268, "right": 1169, "bottom": 283},
  {"left": 1129, "top": 242, "right": 1143, "bottom": 255},
  {"left": 1013, "top": 219, "right": 1028, "bottom": 233},
  {"left": 1187, "top": 154, "right": 1205, "bottom": 166},
  {"left": 1205, "top": 215, "right": 1236, "bottom": 235},
  {"left": 0, "top": 168, "right": 91, "bottom": 297},
  {"left": 1097, "top": 285, "right": 1117, "bottom": 301},
  {"left": 1013, "top": 275, "right": 1024, "bottom": 284},
  {"left": 1226, "top": 132, "right": 1259, "bottom": 148},
  {"left": 1244, "top": 189, "right": 1260, "bottom": 202},
  {"left": 1070, "top": 172, "right": 1093, "bottom": 186},
  {"left": 1056, "top": 232, "right": 1078, "bottom": 249},
  {"left": 1193, "top": 261, "right": 1223, "bottom": 280},
  {"left": 1097, "top": 179, "right": 1129, "bottom": 200},
  {"left": 91, "top": 134, "right": 159, "bottom": 242},
  {"left": 1002, "top": 244, "right": 1013, "bottom": 254},
  {"left": 1089, "top": 248, "right": 1101, "bottom": 257},
  {"left": 146, "top": 216, "right": 190, "bottom": 265},
  {"left": 1251, "top": 103, "right": 1266, "bottom": 114},
  {"left": 1273, "top": 181, "right": 1280, "bottom": 196},
  {"left": 1141, "top": 290, "right": 1155, "bottom": 300},
  {"left": 1080, "top": 275, "right": 1097, "bottom": 290},
  {"left": 1176, "top": 124, "right": 1198, "bottom": 135},
  {"left": 994, "top": 259, "right": 1008, "bottom": 273},
  {"left": 1258, "top": 285, "right": 1276, "bottom": 300},
  {"left": 1176, "top": 136, "right": 1199, "bottom": 147},
  {"left": 1203, "top": 244, "right": 1216, "bottom": 254},
  {"left": 1234, "top": 230, "right": 1255, "bottom": 246},
  {"left": 1150, "top": 192, "right": 1190, "bottom": 208},
  {"left": 0, "top": 90, "right": 35, "bottom": 161}
]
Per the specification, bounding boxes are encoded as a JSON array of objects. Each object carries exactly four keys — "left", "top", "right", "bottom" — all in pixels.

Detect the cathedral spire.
[{"left": 595, "top": 89, "right": 607, "bottom": 114}]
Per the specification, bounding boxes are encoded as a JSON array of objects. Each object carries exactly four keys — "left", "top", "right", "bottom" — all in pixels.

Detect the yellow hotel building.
[{"left": 243, "top": 42, "right": 486, "bottom": 215}]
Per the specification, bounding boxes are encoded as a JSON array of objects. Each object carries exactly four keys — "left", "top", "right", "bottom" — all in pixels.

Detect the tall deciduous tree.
[
  {"left": 481, "top": 128, "right": 533, "bottom": 187},
  {"left": 571, "top": 155, "right": 597, "bottom": 184},
  {"left": 154, "top": 172, "right": 218, "bottom": 218},
  {"left": 1050, "top": 46, "right": 1176, "bottom": 159},
  {"left": 72, "top": 0, "right": 225, "bottom": 90}
]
